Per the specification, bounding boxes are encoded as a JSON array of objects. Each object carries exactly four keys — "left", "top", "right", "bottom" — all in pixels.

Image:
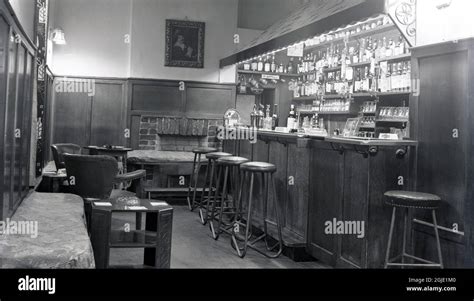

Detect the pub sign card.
[{"left": 165, "top": 19, "right": 205, "bottom": 68}]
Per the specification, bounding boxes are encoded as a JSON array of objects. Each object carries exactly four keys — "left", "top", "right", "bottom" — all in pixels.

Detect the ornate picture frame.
[{"left": 165, "top": 19, "right": 205, "bottom": 68}]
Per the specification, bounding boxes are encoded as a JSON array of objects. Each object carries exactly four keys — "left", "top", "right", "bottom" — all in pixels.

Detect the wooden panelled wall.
[
  {"left": 0, "top": 2, "right": 36, "bottom": 220},
  {"left": 411, "top": 38, "right": 474, "bottom": 268},
  {"left": 49, "top": 77, "right": 236, "bottom": 150}
]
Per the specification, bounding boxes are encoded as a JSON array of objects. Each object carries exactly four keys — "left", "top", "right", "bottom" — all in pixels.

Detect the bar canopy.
[{"left": 220, "top": 0, "right": 390, "bottom": 68}]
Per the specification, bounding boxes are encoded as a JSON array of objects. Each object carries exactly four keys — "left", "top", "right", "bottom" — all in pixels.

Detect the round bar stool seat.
[
  {"left": 383, "top": 190, "right": 443, "bottom": 269},
  {"left": 384, "top": 191, "right": 441, "bottom": 209},
  {"left": 187, "top": 147, "right": 218, "bottom": 211},
  {"left": 239, "top": 162, "right": 277, "bottom": 173},
  {"left": 192, "top": 147, "right": 217, "bottom": 154},
  {"left": 206, "top": 152, "right": 232, "bottom": 160},
  {"left": 217, "top": 156, "right": 249, "bottom": 166}
]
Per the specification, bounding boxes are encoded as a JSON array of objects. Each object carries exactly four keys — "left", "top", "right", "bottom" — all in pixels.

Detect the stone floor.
[{"left": 109, "top": 205, "right": 328, "bottom": 269}]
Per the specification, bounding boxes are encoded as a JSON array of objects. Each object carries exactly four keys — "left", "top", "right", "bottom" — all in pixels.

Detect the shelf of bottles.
[{"left": 289, "top": 15, "right": 413, "bottom": 100}]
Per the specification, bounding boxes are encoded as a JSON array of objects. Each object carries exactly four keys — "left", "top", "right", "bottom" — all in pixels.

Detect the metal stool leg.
[
  {"left": 201, "top": 159, "right": 215, "bottom": 225},
  {"left": 191, "top": 154, "right": 203, "bottom": 211},
  {"left": 201, "top": 157, "right": 210, "bottom": 205},
  {"left": 384, "top": 207, "right": 397, "bottom": 269},
  {"left": 262, "top": 172, "right": 272, "bottom": 251},
  {"left": 231, "top": 170, "right": 247, "bottom": 257},
  {"left": 207, "top": 163, "right": 221, "bottom": 226},
  {"left": 240, "top": 172, "right": 254, "bottom": 258},
  {"left": 232, "top": 171, "right": 254, "bottom": 258},
  {"left": 401, "top": 207, "right": 408, "bottom": 268},
  {"left": 187, "top": 153, "right": 198, "bottom": 210},
  {"left": 270, "top": 173, "right": 283, "bottom": 257},
  {"left": 212, "top": 165, "right": 229, "bottom": 240},
  {"left": 432, "top": 209, "right": 444, "bottom": 269},
  {"left": 244, "top": 172, "right": 283, "bottom": 259}
]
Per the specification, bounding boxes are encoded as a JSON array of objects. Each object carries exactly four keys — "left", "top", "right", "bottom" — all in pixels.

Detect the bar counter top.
[{"left": 254, "top": 129, "right": 417, "bottom": 146}]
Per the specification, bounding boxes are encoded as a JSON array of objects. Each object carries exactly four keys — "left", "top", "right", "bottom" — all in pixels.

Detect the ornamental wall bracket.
[{"left": 386, "top": 0, "right": 417, "bottom": 47}]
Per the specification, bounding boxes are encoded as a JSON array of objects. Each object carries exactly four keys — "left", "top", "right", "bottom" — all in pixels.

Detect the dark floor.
[{"left": 109, "top": 205, "right": 328, "bottom": 269}]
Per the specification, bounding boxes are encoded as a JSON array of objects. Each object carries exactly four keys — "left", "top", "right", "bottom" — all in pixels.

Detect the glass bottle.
[
  {"left": 271, "top": 55, "right": 277, "bottom": 73},
  {"left": 264, "top": 55, "right": 271, "bottom": 72},
  {"left": 257, "top": 57, "right": 264, "bottom": 72},
  {"left": 251, "top": 59, "right": 258, "bottom": 71}
]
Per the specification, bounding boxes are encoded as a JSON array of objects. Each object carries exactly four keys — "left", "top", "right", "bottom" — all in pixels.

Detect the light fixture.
[
  {"left": 51, "top": 28, "right": 66, "bottom": 45},
  {"left": 435, "top": 0, "right": 452, "bottom": 9}
]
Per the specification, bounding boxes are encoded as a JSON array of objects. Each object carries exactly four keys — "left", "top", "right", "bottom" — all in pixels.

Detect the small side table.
[
  {"left": 41, "top": 170, "right": 68, "bottom": 193},
  {"left": 90, "top": 198, "right": 173, "bottom": 269}
]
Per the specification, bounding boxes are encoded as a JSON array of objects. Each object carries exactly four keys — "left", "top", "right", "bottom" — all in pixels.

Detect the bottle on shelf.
[
  {"left": 386, "top": 63, "right": 392, "bottom": 92},
  {"left": 278, "top": 62, "right": 284, "bottom": 73},
  {"left": 250, "top": 104, "right": 257, "bottom": 128},
  {"left": 272, "top": 104, "right": 279, "bottom": 130},
  {"left": 263, "top": 105, "right": 272, "bottom": 130},
  {"left": 396, "top": 36, "right": 405, "bottom": 56},
  {"left": 264, "top": 55, "right": 271, "bottom": 72},
  {"left": 257, "top": 104, "right": 264, "bottom": 128},
  {"left": 287, "top": 57, "right": 295, "bottom": 74},
  {"left": 271, "top": 54, "right": 277, "bottom": 73},
  {"left": 251, "top": 59, "right": 258, "bottom": 71},
  {"left": 243, "top": 61, "right": 250, "bottom": 71},
  {"left": 257, "top": 56, "right": 264, "bottom": 72},
  {"left": 287, "top": 104, "right": 297, "bottom": 131}
]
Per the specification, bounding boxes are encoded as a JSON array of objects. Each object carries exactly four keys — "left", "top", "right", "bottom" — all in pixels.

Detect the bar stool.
[
  {"left": 200, "top": 152, "right": 232, "bottom": 225},
  {"left": 230, "top": 161, "right": 283, "bottom": 258},
  {"left": 209, "top": 156, "right": 250, "bottom": 240},
  {"left": 383, "top": 190, "right": 443, "bottom": 269},
  {"left": 187, "top": 147, "right": 217, "bottom": 211}
]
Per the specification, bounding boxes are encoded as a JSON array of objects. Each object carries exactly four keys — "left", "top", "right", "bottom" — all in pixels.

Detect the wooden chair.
[{"left": 64, "top": 154, "right": 146, "bottom": 233}]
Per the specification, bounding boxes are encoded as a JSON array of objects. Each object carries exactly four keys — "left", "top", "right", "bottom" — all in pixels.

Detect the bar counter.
[{"left": 223, "top": 130, "right": 417, "bottom": 266}]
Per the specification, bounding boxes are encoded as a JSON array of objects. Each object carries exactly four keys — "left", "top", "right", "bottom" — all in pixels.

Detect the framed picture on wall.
[{"left": 165, "top": 19, "right": 205, "bottom": 68}]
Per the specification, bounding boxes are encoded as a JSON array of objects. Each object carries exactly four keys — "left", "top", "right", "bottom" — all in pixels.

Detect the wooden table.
[
  {"left": 90, "top": 198, "right": 173, "bottom": 269},
  {"left": 40, "top": 170, "right": 68, "bottom": 193},
  {"left": 84, "top": 146, "right": 132, "bottom": 173}
]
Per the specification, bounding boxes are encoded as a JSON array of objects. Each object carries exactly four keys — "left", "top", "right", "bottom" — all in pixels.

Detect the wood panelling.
[
  {"left": 307, "top": 141, "right": 413, "bottom": 268},
  {"left": 0, "top": 2, "right": 35, "bottom": 219},
  {"left": 225, "top": 135, "right": 310, "bottom": 252},
  {"left": 0, "top": 14, "right": 8, "bottom": 219},
  {"left": 411, "top": 39, "right": 473, "bottom": 268},
  {"left": 307, "top": 141, "right": 343, "bottom": 266},
  {"left": 52, "top": 79, "right": 127, "bottom": 148},
  {"left": 285, "top": 143, "right": 309, "bottom": 240},
  {"left": 51, "top": 78, "right": 237, "bottom": 150},
  {"left": 90, "top": 82, "right": 127, "bottom": 146},
  {"left": 130, "top": 81, "right": 183, "bottom": 114},
  {"left": 52, "top": 91, "right": 91, "bottom": 147},
  {"left": 185, "top": 84, "right": 235, "bottom": 119}
]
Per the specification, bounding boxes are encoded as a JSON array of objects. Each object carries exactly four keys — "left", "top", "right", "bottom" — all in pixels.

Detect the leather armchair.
[
  {"left": 51, "top": 143, "right": 82, "bottom": 171},
  {"left": 64, "top": 154, "right": 146, "bottom": 232}
]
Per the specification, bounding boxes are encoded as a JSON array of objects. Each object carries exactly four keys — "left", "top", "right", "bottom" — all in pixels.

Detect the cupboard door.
[
  {"left": 339, "top": 151, "right": 369, "bottom": 268},
  {"left": 21, "top": 52, "right": 33, "bottom": 193},
  {"left": 307, "top": 142, "right": 344, "bottom": 266},
  {"left": 414, "top": 50, "right": 468, "bottom": 268},
  {"left": 13, "top": 45, "right": 25, "bottom": 205},
  {"left": 0, "top": 16, "right": 8, "bottom": 219},
  {"left": 4, "top": 32, "right": 17, "bottom": 215},
  {"left": 286, "top": 143, "right": 309, "bottom": 242},
  {"left": 90, "top": 82, "right": 126, "bottom": 146},
  {"left": 52, "top": 90, "right": 91, "bottom": 147}
]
